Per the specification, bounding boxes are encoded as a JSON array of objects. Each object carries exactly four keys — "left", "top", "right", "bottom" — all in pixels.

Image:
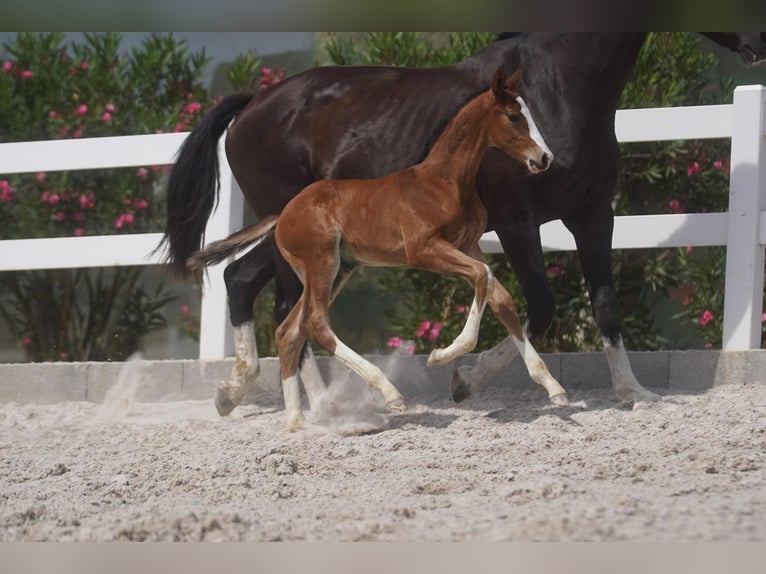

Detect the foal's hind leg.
[
  {"left": 275, "top": 297, "right": 310, "bottom": 431},
  {"left": 299, "top": 260, "right": 405, "bottom": 412}
]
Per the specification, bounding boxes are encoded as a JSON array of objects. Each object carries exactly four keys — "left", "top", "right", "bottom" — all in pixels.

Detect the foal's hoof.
[
  {"left": 215, "top": 388, "right": 237, "bottom": 417},
  {"left": 386, "top": 398, "right": 407, "bottom": 412},
  {"left": 549, "top": 392, "right": 569, "bottom": 407},
  {"left": 451, "top": 370, "right": 473, "bottom": 403}
]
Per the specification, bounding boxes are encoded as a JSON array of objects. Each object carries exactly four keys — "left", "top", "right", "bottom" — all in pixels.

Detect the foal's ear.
[
  {"left": 491, "top": 65, "right": 522, "bottom": 103},
  {"left": 491, "top": 65, "right": 506, "bottom": 99},
  {"left": 504, "top": 66, "right": 522, "bottom": 94}
]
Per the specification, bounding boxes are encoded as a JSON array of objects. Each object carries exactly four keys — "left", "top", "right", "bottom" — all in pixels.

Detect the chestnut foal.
[{"left": 190, "top": 66, "right": 568, "bottom": 431}]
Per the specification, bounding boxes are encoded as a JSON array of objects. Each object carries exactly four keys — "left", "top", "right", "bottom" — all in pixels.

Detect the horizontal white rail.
[{"left": 1, "top": 85, "right": 764, "bottom": 355}]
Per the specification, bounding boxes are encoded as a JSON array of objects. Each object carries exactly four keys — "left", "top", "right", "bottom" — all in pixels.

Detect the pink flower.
[
  {"left": 137, "top": 168, "right": 148, "bottom": 178},
  {"left": 669, "top": 199, "right": 682, "bottom": 213},
  {"left": 181, "top": 305, "right": 190, "bottom": 315},
  {"left": 124, "top": 198, "right": 132, "bottom": 206},
  {"left": 185, "top": 102, "right": 202, "bottom": 114},
  {"left": 36, "top": 172, "right": 46, "bottom": 182},
  {"left": 123, "top": 213, "right": 134, "bottom": 224},
  {"left": 105, "top": 103, "right": 115, "bottom": 113},
  {"left": 21, "top": 70, "right": 33, "bottom": 79},
  {"left": 713, "top": 159, "right": 723, "bottom": 170},
  {"left": 761, "top": 313, "right": 766, "bottom": 323},
  {"left": 80, "top": 60, "right": 89, "bottom": 70},
  {"left": 686, "top": 162, "right": 701, "bottom": 177},
  {"left": 101, "top": 112, "right": 112, "bottom": 122},
  {"left": 74, "top": 228, "right": 84, "bottom": 236},
  {"left": 454, "top": 304, "right": 466, "bottom": 314},
  {"left": 546, "top": 264, "right": 562, "bottom": 277},
  {"left": 417, "top": 320, "right": 431, "bottom": 338},
  {"left": 2, "top": 61, "right": 12, "bottom": 73},
  {"left": 387, "top": 337, "right": 403, "bottom": 348},
  {"left": 682, "top": 296, "right": 690, "bottom": 307},
  {"left": 78, "top": 194, "right": 90, "bottom": 209},
  {"left": 54, "top": 212, "right": 66, "bottom": 222},
  {"left": 72, "top": 126, "right": 83, "bottom": 138},
  {"left": 686, "top": 246, "right": 694, "bottom": 253},
  {"left": 428, "top": 322, "right": 442, "bottom": 341},
  {"left": 47, "top": 193, "right": 60, "bottom": 205},
  {"left": 73, "top": 211, "right": 84, "bottom": 221},
  {"left": 75, "top": 104, "right": 88, "bottom": 117},
  {"left": 21, "top": 335, "right": 31, "bottom": 347},
  {"left": 699, "top": 310, "right": 714, "bottom": 327},
  {"left": 49, "top": 110, "right": 60, "bottom": 119},
  {"left": 115, "top": 215, "right": 124, "bottom": 229},
  {"left": 134, "top": 199, "right": 148, "bottom": 210},
  {"left": 402, "top": 342, "right": 416, "bottom": 355},
  {"left": 0, "top": 182, "right": 12, "bottom": 203},
  {"left": 0, "top": 179, "right": 8, "bottom": 190}
]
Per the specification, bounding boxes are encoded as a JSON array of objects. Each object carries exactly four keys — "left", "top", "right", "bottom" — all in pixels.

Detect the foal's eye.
[{"left": 507, "top": 113, "right": 522, "bottom": 123}]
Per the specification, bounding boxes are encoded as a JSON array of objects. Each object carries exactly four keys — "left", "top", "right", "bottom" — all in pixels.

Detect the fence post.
[
  {"left": 197, "top": 140, "right": 243, "bottom": 359},
  {"left": 722, "top": 85, "right": 766, "bottom": 350}
]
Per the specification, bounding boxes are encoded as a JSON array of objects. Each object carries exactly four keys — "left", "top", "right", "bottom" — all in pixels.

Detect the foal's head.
[{"left": 486, "top": 66, "right": 553, "bottom": 174}]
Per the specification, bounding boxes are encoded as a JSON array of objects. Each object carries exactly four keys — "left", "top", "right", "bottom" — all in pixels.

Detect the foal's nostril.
[{"left": 540, "top": 153, "right": 550, "bottom": 169}]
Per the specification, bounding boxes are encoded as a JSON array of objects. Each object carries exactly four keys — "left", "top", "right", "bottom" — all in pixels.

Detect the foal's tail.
[
  {"left": 186, "top": 215, "right": 279, "bottom": 271},
  {"left": 157, "top": 92, "right": 256, "bottom": 278}
]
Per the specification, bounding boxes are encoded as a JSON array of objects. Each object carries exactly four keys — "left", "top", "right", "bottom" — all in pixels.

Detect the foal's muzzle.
[{"left": 528, "top": 152, "right": 552, "bottom": 174}]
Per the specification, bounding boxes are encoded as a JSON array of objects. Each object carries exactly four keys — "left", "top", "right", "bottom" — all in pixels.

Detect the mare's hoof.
[
  {"left": 549, "top": 392, "right": 569, "bottom": 407},
  {"left": 386, "top": 398, "right": 407, "bottom": 412},
  {"left": 215, "top": 388, "right": 237, "bottom": 417},
  {"left": 451, "top": 371, "right": 473, "bottom": 403}
]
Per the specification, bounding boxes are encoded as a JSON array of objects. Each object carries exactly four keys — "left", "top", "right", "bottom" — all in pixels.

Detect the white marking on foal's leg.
[
  {"left": 282, "top": 374, "right": 304, "bottom": 432},
  {"left": 299, "top": 346, "right": 327, "bottom": 411},
  {"left": 451, "top": 335, "right": 520, "bottom": 401},
  {"left": 215, "top": 321, "right": 259, "bottom": 416},
  {"left": 603, "top": 336, "right": 661, "bottom": 402},
  {"left": 513, "top": 323, "right": 568, "bottom": 405},
  {"left": 427, "top": 264, "right": 494, "bottom": 367},
  {"left": 333, "top": 337, "right": 405, "bottom": 411}
]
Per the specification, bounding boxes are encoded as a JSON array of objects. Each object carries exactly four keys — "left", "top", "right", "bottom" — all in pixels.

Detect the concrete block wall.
[{"left": 0, "top": 350, "right": 764, "bottom": 405}]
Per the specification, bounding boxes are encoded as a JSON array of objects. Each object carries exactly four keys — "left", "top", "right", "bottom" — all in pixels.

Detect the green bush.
[{"left": 0, "top": 33, "right": 212, "bottom": 361}]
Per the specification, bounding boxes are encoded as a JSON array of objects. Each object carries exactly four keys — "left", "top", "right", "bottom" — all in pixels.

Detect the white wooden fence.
[{"left": 1, "top": 85, "right": 764, "bottom": 357}]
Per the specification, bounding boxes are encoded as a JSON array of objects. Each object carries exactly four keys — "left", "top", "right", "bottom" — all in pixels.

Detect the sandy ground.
[{"left": 1, "top": 362, "right": 764, "bottom": 542}]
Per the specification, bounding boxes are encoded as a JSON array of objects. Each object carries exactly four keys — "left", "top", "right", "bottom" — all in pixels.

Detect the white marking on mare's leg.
[
  {"left": 603, "top": 336, "right": 661, "bottom": 402},
  {"left": 513, "top": 325, "right": 568, "bottom": 405},
  {"left": 428, "top": 264, "right": 493, "bottom": 367},
  {"left": 333, "top": 337, "right": 405, "bottom": 411},
  {"left": 215, "top": 321, "right": 258, "bottom": 416},
  {"left": 282, "top": 374, "right": 304, "bottom": 431}
]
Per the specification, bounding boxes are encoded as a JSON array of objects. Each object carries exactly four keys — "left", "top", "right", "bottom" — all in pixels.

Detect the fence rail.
[{"left": 1, "top": 86, "right": 764, "bottom": 357}]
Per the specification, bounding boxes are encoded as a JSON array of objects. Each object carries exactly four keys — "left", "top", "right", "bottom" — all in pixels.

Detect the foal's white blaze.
[
  {"left": 516, "top": 95, "right": 554, "bottom": 163},
  {"left": 603, "top": 336, "right": 662, "bottom": 402}
]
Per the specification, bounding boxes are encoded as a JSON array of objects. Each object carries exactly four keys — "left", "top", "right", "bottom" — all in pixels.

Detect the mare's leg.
[
  {"left": 563, "top": 205, "right": 660, "bottom": 402},
  {"left": 275, "top": 295, "right": 309, "bottom": 431},
  {"left": 215, "top": 239, "right": 275, "bottom": 416}
]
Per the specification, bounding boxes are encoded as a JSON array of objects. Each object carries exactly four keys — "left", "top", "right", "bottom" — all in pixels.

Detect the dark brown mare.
[
  {"left": 189, "top": 67, "right": 567, "bottom": 430},
  {"left": 161, "top": 33, "right": 766, "bottom": 417}
]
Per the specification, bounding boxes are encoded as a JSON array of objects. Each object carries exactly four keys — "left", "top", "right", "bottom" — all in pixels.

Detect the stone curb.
[{"left": 0, "top": 350, "right": 764, "bottom": 405}]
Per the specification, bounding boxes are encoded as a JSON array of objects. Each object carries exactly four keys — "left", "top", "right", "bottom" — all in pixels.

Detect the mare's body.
[{"left": 162, "top": 33, "right": 766, "bottom": 415}]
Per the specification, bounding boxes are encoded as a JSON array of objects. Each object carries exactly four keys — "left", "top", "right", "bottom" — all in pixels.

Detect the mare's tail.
[
  {"left": 157, "top": 92, "right": 256, "bottom": 278},
  {"left": 186, "top": 216, "right": 279, "bottom": 270}
]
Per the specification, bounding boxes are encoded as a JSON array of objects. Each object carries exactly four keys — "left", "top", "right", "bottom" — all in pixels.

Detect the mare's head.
[
  {"left": 703, "top": 33, "right": 766, "bottom": 65},
  {"left": 486, "top": 66, "right": 553, "bottom": 174}
]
